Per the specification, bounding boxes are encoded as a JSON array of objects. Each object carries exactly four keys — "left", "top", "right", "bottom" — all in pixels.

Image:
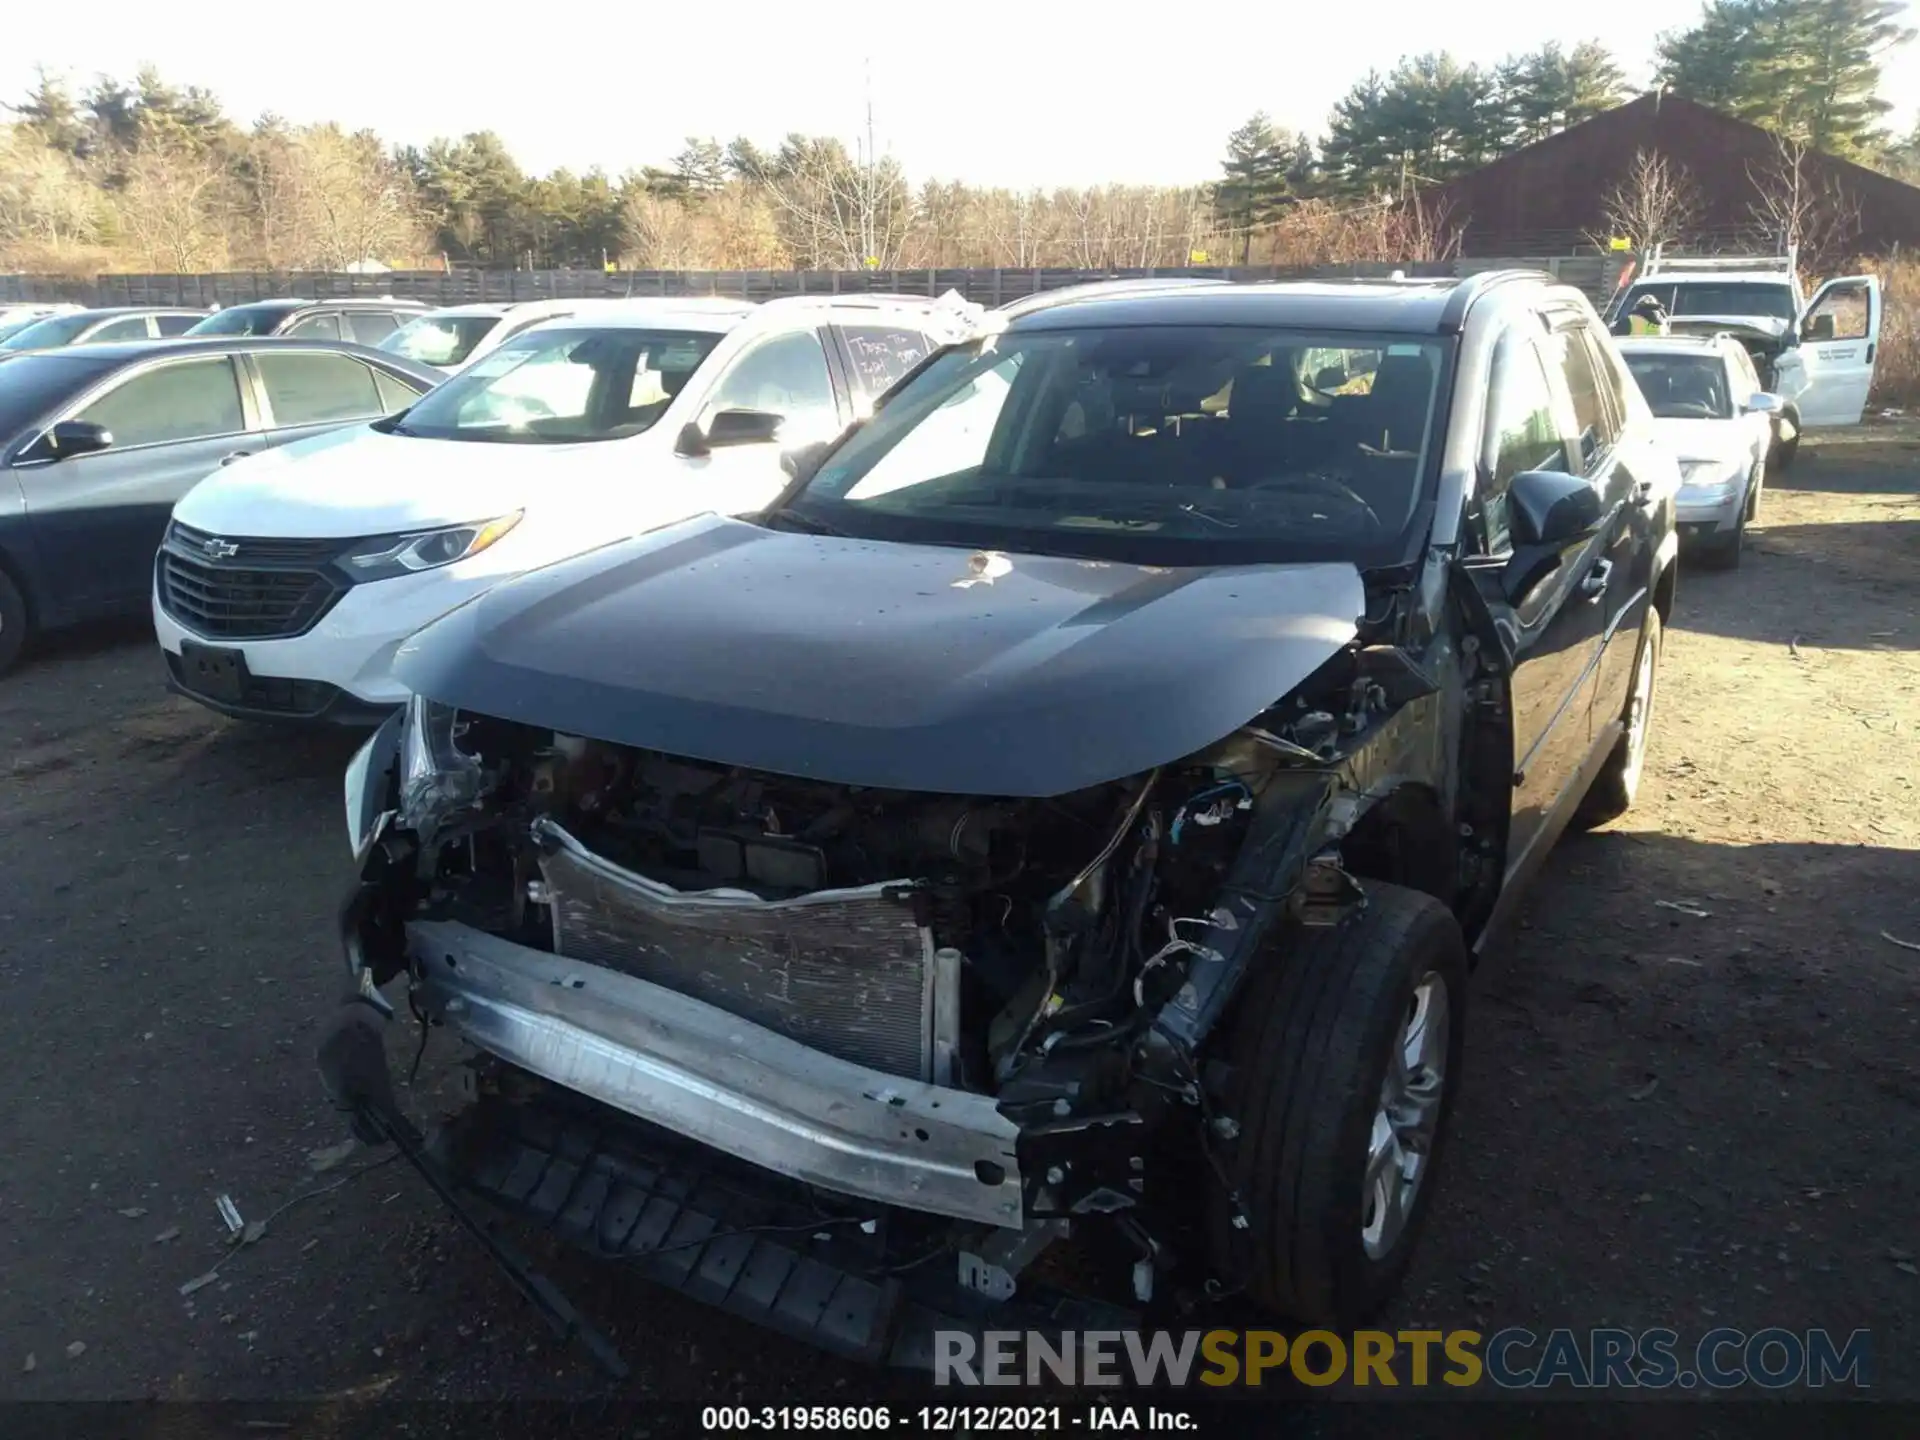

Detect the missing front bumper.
[{"left": 405, "top": 919, "right": 1025, "bottom": 1229}]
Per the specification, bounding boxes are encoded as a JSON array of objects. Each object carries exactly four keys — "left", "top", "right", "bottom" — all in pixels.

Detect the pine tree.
[
  {"left": 9, "top": 67, "right": 92, "bottom": 157},
  {"left": 1216, "top": 112, "right": 1309, "bottom": 261},
  {"left": 1657, "top": 0, "right": 1913, "bottom": 158}
]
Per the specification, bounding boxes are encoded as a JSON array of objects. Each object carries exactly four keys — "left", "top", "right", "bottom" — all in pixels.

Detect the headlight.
[
  {"left": 1678, "top": 460, "right": 1740, "bottom": 496},
  {"left": 343, "top": 512, "right": 522, "bottom": 582}
]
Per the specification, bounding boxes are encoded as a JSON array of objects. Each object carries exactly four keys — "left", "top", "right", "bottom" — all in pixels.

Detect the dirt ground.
[{"left": 0, "top": 431, "right": 1914, "bottom": 1422}]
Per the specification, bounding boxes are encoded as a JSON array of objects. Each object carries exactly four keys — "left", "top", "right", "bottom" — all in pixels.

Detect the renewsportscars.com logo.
[{"left": 933, "top": 1327, "right": 1872, "bottom": 1390}]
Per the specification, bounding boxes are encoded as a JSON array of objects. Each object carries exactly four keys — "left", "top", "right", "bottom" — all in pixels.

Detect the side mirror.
[
  {"left": 1802, "top": 313, "right": 1836, "bottom": 343},
  {"left": 1744, "top": 392, "right": 1784, "bottom": 416},
  {"left": 1313, "top": 365, "right": 1347, "bottom": 391},
  {"left": 705, "top": 408, "right": 785, "bottom": 448},
  {"left": 47, "top": 419, "right": 114, "bottom": 458},
  {"left": 1502, "top": 469, "right": 1605, "bottom": 604},
  {"left": 673, "top": 420, "right": 710, "bottom": 458}
]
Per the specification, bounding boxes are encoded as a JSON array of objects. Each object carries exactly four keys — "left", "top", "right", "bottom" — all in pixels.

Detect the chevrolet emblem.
[{"left": 201, "top": 536, "right": 239, "bottom": 560}]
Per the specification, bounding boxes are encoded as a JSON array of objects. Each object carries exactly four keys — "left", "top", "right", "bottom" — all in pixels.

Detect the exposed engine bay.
[
  {"left": 393, "top": 710, "right": 1277, "bottom": 1092},
  {"left": 356, "top": 626, "right": 1459, "bottom": 1113}
]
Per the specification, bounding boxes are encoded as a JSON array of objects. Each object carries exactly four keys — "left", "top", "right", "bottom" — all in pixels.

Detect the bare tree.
[
  {"left": 248, "top": 125, "right": 426, "bottom": 269},
  {"left": 621, "top": 188, "right": 704, "bottom": 268},
  {"left": 765, "top": 109, "right": 913, "bottom": 270},
  {"left": 1747, "top": 134, "right": 1862, "bottom": 275},
  {"left": 1590, "top": 149, "right": 1702, "bottom": 257},
  {"left": 114, "top": 140, "right": 233, "bottom": 270},
  {"left": 620, "top": 182, "right": 787, "bottom": 270},
  {"left": 0, "top": 122, "right": 105, "bottom": 262}
]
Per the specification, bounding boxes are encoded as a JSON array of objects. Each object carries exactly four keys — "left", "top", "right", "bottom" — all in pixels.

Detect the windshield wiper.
[{"left": 762, "top": 506, "right": 848, "bottom": 538}]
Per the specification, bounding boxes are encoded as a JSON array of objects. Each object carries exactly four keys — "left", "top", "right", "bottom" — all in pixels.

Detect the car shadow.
[{"left": 10, "top": 615, "right": 154, "bottom": 674}]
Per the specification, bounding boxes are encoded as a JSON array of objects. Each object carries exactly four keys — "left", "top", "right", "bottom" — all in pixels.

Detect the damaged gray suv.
[{"left": 320, "top": 274, "right": 1678, "bottom": 1365}]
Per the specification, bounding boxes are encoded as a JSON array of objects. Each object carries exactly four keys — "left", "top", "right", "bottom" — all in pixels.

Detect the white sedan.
[{"left": 1618, "top": 334, "right": 1780, "bottom": 569}]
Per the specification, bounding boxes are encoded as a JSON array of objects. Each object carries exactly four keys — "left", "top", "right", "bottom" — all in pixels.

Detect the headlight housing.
[
  {"left": 343, "top": 512, "right": 522, "bottom": 582},
  {"left": 397, "top": 694, "right": 485, "bottom": 837},
  {"left": 1678, "top": 459, "right": 1741, "bottom": 497}
]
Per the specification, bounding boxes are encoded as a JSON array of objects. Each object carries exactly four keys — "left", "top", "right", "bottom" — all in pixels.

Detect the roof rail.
[
  {"left": 756, "top": 292, "right": 949, "bottom": 312},
  {"left": 1436, "top": 269, "right": 1558, "bottom": 332},
  {"left": 1641, "top": 242, "right": 1797, "bottom": 278},
  {"left": 995, "top": 276, "right": 1234, "bottom": 318}
]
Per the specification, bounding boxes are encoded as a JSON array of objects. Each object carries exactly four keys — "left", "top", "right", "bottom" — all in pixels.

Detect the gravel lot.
[{"left": 1, "top": 432, "right": 1915, "bottom": 1418}]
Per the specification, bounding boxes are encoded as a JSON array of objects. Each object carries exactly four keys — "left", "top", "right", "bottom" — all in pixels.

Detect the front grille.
[
  {"left": 536, "top": 819, "right": 943, "bottom": 1081},
  {"left": 158, "top": 523, "right": 346, "bottom": 641}
]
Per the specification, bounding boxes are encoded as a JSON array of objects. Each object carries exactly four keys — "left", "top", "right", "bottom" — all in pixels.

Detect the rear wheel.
[
  {"left": 1207, "top": 882, "right": 1469, "bottom": 1327},
  {"left": 1573, "top": 605, "right": 1662, "bottom": 829},
  {"left": 0, "top": 568, "right": 28, "bottom": 677}
]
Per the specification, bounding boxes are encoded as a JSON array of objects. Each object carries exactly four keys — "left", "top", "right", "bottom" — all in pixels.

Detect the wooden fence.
[{"left": 3, "top": 256, "right": 1629, "bottom": 311}]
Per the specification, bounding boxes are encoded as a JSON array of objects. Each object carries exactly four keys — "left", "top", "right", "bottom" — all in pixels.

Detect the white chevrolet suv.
[{"left": 154, "top": 294, "right": 969, "bottom": 723}]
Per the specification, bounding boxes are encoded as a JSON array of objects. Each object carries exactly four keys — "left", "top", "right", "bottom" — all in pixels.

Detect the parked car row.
[{"left": 0, "top": 293, "right": 956, "bottom": 678}]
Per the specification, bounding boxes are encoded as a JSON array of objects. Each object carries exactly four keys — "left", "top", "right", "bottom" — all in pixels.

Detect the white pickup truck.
[{"left": 1606, "top": 250, "right": 1881, "bottom": 465}]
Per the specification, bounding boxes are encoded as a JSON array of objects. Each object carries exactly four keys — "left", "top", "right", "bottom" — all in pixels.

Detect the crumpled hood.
[
  {"left": 394, "top": 515, "right": 1367, "bottom": 796},
  {"left": 173, "top": 425, "right": 628, "bottom": 538}
]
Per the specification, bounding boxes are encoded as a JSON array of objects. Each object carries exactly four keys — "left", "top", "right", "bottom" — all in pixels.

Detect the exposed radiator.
[{"left": 533, "top": 818, "right": 952, "bottom": 1081}]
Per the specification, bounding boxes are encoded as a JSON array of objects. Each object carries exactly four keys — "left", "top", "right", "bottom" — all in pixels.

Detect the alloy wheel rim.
[{"left": 1362, "top": 971, "right": 1449, "bottom": 1260}]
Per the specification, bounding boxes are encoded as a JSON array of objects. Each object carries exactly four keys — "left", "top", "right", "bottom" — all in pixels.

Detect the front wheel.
[
  {"left": 1773, "top": 412, "right": 1800, "bottom": 471},
  {"left": 1207, "top": 882, "right": 1469, "bottom": 1327}
]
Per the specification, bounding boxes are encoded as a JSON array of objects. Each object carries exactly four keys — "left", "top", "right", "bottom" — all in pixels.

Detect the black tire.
[
  {"left": 1573, "top": 604, "right": 1663, "bottom": 829},
  {"left": 1774, "top": 417, "right": 1799, "bottom": 471},
  {"left": 0, "top": 567, "right": 28, "bottom": 678},
  {"left": 1207, "top": 882, "right": 1469, "bottom": 1327},
  {"left": 1695, "top": 508, "right": 1745, "bottom": 570}
]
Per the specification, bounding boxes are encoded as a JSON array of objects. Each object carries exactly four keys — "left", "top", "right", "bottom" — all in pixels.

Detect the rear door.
[
  {"left": 831, "top": 322, "right": 936, "bottom": 417},
  {"left": 1576, "top": 320, "right": 1661, "bottom": 728},
  {"left": 14, "top": 354, "right": 255, "bottom": 615},
  {"left": 344, "top": 310, "right": 403, "bottom": 346},
  {"left": 1796, "top": 275, "right": 1880, "bottom": 426},
  {"left": 282, "top": 311, "right": 343, "bottom": 340},
  {"left": 84, "top": 314, "right": 161, "bottom": 344},
  {"left": 246, "top": 349, "right": 419, "bottom": 451}
]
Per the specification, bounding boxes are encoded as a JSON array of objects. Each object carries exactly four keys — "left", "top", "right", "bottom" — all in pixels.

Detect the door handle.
[
  {"left": 218, "top": 450, "right": 253, "bottom": 467},
  {"left": 1579, "top": 559, "right": 1613, "bottom": 602}
]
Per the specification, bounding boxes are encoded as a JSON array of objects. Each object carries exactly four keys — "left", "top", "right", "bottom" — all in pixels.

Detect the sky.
[{"left": 8, "top": 0, "right": 1920, "bottom": 189}]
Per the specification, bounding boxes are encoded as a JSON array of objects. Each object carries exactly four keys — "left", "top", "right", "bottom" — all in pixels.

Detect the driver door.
[
  {"left": 1796, "top": 275, "right": 1881, "bottom": 426},
  {"left": 13, "top": 355, "right": 254, "bottom": 618},
  {"left": 676, "top": 327, "right": 846, "bottom": 520}
]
